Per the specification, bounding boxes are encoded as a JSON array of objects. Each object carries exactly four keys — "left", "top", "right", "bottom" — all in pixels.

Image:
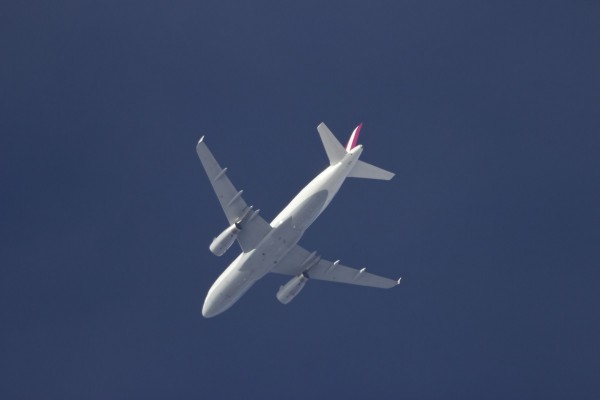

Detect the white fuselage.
[{"left": 202, "top": 146, "right": 363, "bottom": 317}]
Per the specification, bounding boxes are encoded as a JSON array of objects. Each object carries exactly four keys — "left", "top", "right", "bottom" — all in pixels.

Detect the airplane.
[{"left": 197, "top": 122, "right": 401, "bottom": 318}]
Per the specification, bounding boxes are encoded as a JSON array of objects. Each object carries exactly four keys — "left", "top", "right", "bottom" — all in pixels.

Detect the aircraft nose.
[
  {"left": 202, "top": 292, "right": 228, "bottom": 318},
  {"left": 202, "top": 297, "right": 220, "bottom": 318},
  {"left": 202, "top": 304, "right": 217, "bottom": 318}
]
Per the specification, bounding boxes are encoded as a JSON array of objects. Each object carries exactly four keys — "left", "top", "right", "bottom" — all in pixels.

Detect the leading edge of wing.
[
  {"left": 272, "top": 244, "right": 400, "bottom": 289},
  {"left": 196, "top": 136, "right": 272, "bottom": 252},
  {"left": 196, "top": 136, "right": 246, "bottom": 224}
]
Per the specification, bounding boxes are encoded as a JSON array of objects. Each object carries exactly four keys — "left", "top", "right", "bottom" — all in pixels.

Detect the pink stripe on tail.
[{"left": 346, "top": 123, "right": 363, "bottom": 151}]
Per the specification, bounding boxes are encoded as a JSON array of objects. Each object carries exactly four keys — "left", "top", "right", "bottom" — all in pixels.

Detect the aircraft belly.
[
  {"left": 247, "top": 216, "right": 304, "bottom": 272},
  {"left": 288, "top": 190, "right": 328, "bottom": 230}
]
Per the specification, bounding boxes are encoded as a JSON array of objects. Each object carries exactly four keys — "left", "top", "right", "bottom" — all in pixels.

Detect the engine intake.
[
  {"left": 209, "top": 223, "right": 240, "bottom": 256},
  {"left": 276, "top": 273, "right": 309, "bottom": 304}
]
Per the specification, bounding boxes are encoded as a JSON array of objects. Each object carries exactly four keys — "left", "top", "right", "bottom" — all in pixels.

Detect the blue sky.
[{"left": 2, "top": 1, "right": 599, "bottom": 399}]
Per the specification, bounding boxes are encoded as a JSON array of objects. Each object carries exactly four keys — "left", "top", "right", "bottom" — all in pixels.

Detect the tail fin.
[
  {"left": 317, "top": 122, "right": 395, "bottom": 180},
  {"left": 348, "top": 160, "right": 395, "bottom": 180},
  {"left": 317, "top": 122, "right": 364, "bottom": 164},
  {"left": 345, "top": 123, "right": 362, "bottom": 151},
  {"left": 317, "top": 122, "right": 345, "bottom": 165}
]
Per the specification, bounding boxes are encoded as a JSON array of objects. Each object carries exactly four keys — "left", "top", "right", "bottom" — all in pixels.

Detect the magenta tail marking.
[{"left": 346, "top": 123, "right": 363, "bottom": 151}]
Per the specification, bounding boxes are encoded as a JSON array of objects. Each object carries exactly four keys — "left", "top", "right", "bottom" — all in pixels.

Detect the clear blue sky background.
[{"left": 2, "top": 1, "right": 599, "bottom": 399}]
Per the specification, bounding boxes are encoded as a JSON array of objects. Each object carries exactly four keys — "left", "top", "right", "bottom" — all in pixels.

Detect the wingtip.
[
  {"left": 196, "top": 136, "right": 206, "bottom": 151},
  {"left": 397, "top": 277, "right": 402, "bottom": 285}
]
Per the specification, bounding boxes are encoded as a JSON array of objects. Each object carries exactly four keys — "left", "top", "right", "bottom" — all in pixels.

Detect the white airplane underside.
[{"left": 197, "top": 122, "right": 400, "bottom": 318}]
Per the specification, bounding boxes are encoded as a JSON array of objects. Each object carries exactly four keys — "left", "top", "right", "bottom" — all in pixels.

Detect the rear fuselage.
[{"left": 202, "top": 146, "right": 363, "bottom": 317}]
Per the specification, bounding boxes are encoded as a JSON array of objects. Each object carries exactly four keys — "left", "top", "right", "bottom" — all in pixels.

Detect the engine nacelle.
[
  {"left": 276, "top": 273, "right": 308, "bottom": 304},
  {"left": 209, "top": 224, "right": 240, "bottom": 256}
]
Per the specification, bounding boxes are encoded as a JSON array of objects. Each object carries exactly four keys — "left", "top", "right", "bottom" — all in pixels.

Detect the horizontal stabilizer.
[
  {"left": 317, "top": 122, "right": 346, "bottom": 165},
  {"left": 348, "top": 160, "right": 395, "bottom": 180}
]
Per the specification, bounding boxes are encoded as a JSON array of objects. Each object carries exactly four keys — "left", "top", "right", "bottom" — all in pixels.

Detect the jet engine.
[
  {"left": 276, "top": 273, "right": 309, "bottom": 304},
  {"left": 209, "top": 223, "right": 240, "bottom": 256}
]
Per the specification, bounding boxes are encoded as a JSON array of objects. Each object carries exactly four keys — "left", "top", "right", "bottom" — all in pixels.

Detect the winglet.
[
  {"left": 346, "top": 123, "right": 362, "bottom": 151},
  {"left": 397, "top": 277, "right": 402, "bottom": 285}
]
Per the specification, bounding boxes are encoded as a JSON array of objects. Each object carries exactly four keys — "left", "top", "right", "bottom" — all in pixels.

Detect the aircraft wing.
[
  {"left": 272, "top": 244, "right": 400, "bottom": 289},
  {"left": 196, "top": 137, "right": 272, "bottom": 252}
]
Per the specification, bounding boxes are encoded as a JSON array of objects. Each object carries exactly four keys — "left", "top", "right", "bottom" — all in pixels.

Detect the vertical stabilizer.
[
  {"left": 346, "top": 123, "right": 362, "bottom": 151},
  {"left": 317, "top": 122, "right": 346, "bottom": 165}
]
